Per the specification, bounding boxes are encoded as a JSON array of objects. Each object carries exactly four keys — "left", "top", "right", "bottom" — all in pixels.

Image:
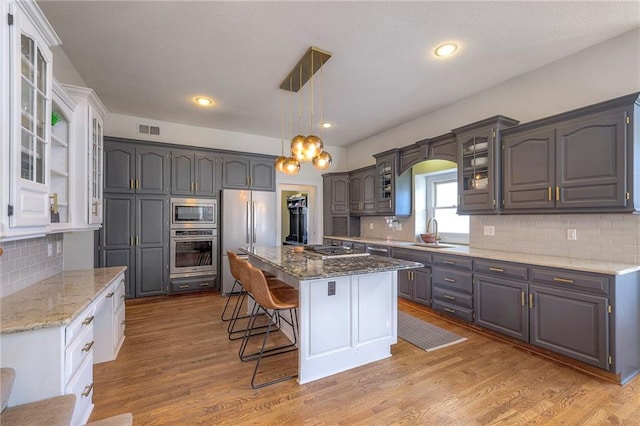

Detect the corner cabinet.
[
  {"left": 374, "top": 149, "right": 411, "bottom": 216},
  {"left": 1, "top": 1, "right": 60, "bottom": 238},
  {"left": 63, "top": 84, "right": 108, "bottom": 228},
  {"left": 222, "top": 155, "right": 275, "bottom": 191},
  {"left": 453, "top": 116, "right": 518, "bottom": 214},
  {"left": 502, "top": 93, "right": 640, "bottom": 213}
]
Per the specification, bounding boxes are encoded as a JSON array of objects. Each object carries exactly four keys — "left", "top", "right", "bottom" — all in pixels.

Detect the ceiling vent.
[{"left": 138, "top": 124, "right": 160, "bottom": 136}]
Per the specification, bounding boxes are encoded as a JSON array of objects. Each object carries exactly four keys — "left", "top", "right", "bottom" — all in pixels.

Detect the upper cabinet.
[
  {"left": 453, "top": 116, "right": 519, "bottom": 214},
  {"left": 323, "top": 172, "right": 359, "bottom": 237},
  {"left": 374, "top": 149, "right": 412, "bottom": 216},
  {"left": 62, "top": 84, "right": 108, "bottom": 227},
  {"left": 171, "top": 150, "right": 218, "bottom": 197},
  {"left": 1, "top": 1, "right": 60, "bottom": 237},
  {"left": 222, "top": 155, "right": 275, "bottom": 191},
  {"left": 104, "top": 137, "right": 171, "bottom": 195},
  {"left": 502, "top": 93, "right": 639, "bottom": 213},
  {"left": 424, "top": 132, "right": 457, "bottom": 163},
  {"left": 349, "top": 166, "right": 376, "bottom": 215}
]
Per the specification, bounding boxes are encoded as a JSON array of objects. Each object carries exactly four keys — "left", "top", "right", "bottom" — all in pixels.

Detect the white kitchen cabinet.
[
  {"left": 93, "top": 274, "right": 126, "bottom": 363},
  {"left": 0, "top": 1, "right": 60, "bottom": 240},
  {"left": 63, "top": 84, "right": 108, "bottom": 228}
]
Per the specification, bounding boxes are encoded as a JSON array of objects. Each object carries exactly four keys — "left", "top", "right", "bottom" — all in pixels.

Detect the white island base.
[{"left": 252, "top": 257, "right": 398, "bottom": 384}]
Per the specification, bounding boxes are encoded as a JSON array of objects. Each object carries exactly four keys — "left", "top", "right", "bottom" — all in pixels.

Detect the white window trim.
[{"left": 425, "top": 171, "right": 469, "bottom": 245}]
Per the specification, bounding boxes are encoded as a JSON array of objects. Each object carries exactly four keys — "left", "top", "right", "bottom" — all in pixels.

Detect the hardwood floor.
[{"left": 91, "top": 292, "right": 640, "bottom": 425}]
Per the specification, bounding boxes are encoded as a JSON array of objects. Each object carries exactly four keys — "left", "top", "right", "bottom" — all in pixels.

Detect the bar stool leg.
[{"left": 221, "top": 279, "right": 242, "bottom": 321}]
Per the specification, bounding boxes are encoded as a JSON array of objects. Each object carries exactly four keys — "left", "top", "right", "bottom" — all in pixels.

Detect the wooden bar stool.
[{"left": 241, "top": 262, "right": 299, "bottom": 388}]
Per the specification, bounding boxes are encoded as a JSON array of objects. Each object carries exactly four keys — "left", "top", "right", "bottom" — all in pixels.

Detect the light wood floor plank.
[{"left": 90, "top": 292, "right": 640, "bottom": 425}]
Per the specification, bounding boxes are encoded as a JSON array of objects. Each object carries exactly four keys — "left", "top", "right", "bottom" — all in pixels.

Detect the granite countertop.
[
  {"left": 326, "top": 236, "right": 640, "bottom": 275},
  {"left": 1, "top": 266, "right": 127, "bottom": 334},
  {"left": 240, "top": 246, "right": 422, "bottom": 281}
]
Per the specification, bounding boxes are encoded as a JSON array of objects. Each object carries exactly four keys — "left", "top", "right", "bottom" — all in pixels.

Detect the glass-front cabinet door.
[
  {"left": 88, "top": 111, "right": 104, "bottom": 224},
  {"left": 9, "top": 3, "right": 59, "bottom": 228}
]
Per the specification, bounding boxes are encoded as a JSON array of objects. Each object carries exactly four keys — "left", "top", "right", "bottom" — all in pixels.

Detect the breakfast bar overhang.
[{"left": 240, "top": 246, "right": 422, "bottom": 384}]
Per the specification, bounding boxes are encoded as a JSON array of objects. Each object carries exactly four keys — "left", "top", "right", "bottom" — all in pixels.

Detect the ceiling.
[{"left": 38, "top": 1, "right": 640, "bottom": 148}]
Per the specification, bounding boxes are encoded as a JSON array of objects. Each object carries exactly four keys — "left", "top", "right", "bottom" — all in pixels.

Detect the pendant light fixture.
[
  {"left": 274, "top": 90, "right": 288, "bottom": 173},
  {"left": 276, "top": 46, "right": 333, "bottom": 173}
]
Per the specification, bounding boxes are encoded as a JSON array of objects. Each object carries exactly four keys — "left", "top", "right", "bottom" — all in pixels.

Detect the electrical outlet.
[
  {"left": 328, "top": 281, "right": 336, "bottom": 296},
  {"left": 483, "top": 226, "right": 495, "bottom": 236},
  {"left": 56, "top": 241, "right": 62, "bottom": 254},
  {"left": 567, "top": 229, "right": 577, "bottom": 240},
  {"left": 47, "top": 243, "right": 53, "bottom": 257},
  {"left": 369, "top": 223, "right": 374, "bottom": 230}
]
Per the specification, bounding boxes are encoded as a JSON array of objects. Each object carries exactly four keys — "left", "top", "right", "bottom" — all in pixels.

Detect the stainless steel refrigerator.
[{"left": 220, "top": 189, "right": 277, "bottom": 295}]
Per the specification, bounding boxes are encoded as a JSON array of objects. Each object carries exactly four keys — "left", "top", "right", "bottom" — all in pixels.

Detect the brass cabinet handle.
[
  {"left": 82, "top": 316, "right": 94, "bottom": 326},
  {"left": 444, "top": 307, "right": 456, "bottom": 314},
  {"left": 136, "top": 179, "right": 140, "bottom": 189},
  {"left": 556, "top": 186, "right": 560, "bottom": 201},
  {"left": 199, "top": 283, "right": 210, "bottom": 287},
  {"left": 130, "top": 236, "right": 134, "bottom": 246},
  {"left": 521, "top": 291, "right": 526, "bottom": 306},
  {"left": 92, "top": 202, "right": 98, "bottom": 215},
  {"left": 444, "top": 260, "right": 455, "bottom": 265},
  {"left": 81, "top": 383, "right": 94, "bottom": 397},
  {"left": 178, "top": 285, "right": 190, "bottom": 289},
  {"left": 49, "top": 193, "right": 58, "bottom": 214},
  {"left": 195, "top": 182, "right": 198, "bottom": 192},
  {"left": 443, "top": 294, "right": 455, "bottom": 300},
  {"left": 548, "top": 186, "right": 552, "bottom": 201},
  {"left": 529, "top": 293, "right": 534, "bottom": 309},
  {"left": 130, "top": 179, "right": 134, "bottom": 189},
  {"left": 489, "top": 267, "right": 504, "bottom": 272},
  {"left": 553, "top": 277, "right": 574, "bottom": 284},
  {"left": 136, "top": 236, "right": 139, "bottom": 245},
  {"left": 106, "top": 292, "right": 114, "bottom": 298},
  {"left": 389, "top": 199, "right": 392, "bottom": 208},
  {"left": 82, "top": 341, "right": 95, "bottom": 352},
  {"left": 444, "top": 277, "right": 456, "bottom": 283}
]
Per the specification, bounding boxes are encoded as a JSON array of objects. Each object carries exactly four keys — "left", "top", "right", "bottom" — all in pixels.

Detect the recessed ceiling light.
[
  {"left": 321, "top": 122, "right": 333, "bottom": 129},
  {"left": 194, "top": 96, "right": 214, "bottom": 106},
  {"left": 434, "top": 43, "right": 458, "bottom": 57}
]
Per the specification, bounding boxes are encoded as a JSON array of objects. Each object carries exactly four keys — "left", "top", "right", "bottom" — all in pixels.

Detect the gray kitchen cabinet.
[
  {"left": 323, "top": 173, "right": 360, "bottom": 237},
  {"left": 97, "top": 193, "right": 169, "bottom": 298},
  {"left": 222, "top": 155, "right": 275, "bottom": 191},
  {"left": 503, "top": 92, "right": 639, "bottom": 213},
  {"left": 104, "top": 138, "right": 170, "bottom": 194},
  {"left": 453, "top": 116, "right": 519, "bottom": 214},
  {"left": 374, "top": 149, "right": 411, "bottom": 216},
  {"left": 398, "top": 144, "right": 422, "bottom": 175},
  {"left": 431, "top": 253, "right": 474, "bottom": 321},
  {"left": 475, "top": 274, "right": 529, "bottom": 342},
  {"left": 393, "top": 248, "right": 432, "bottom": 306},
  {"left": 171, "top": 150, "right": 218, "bottom": 196},
  {"left": 529, "top": 284, "right": 609, "bottom": 369},
  {"left": 349, "top": 166, "right": 376, "bottom": 215},
  {"left": 420, "top": 132, "right": 458, "bottom": 163}
]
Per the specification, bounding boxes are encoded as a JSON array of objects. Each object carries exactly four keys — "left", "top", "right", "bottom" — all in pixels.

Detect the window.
[{"left": 425, "top": 171, "right": 469, "bottom": 244}]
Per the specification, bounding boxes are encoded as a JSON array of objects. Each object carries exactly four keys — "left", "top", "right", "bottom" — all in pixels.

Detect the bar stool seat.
[{"left": 241, "top": 262, "right": 299, "bottom": 388}]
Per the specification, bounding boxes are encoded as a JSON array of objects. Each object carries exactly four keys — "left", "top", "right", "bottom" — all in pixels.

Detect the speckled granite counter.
[
  {"left": 239, "top": 246, "right": 422, "bottom": 280},
  {"left": 326, "top": 236, "right": 640, "bottom": 275},
  {"left": 1, "top": 267, "right": 126, "bottom": 334}
]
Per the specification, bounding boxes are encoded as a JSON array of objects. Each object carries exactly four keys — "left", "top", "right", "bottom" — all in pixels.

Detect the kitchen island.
[{"left": 240, "top": 246, "right": 422, "bottom": 384}]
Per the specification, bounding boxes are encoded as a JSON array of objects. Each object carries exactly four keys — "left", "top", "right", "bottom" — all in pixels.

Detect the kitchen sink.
[{"left": 410, "top": 243, "right": 455, "bottom": 249}]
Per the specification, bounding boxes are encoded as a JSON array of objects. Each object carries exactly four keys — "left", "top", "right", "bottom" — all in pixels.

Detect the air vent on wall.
[{"left": 138, "top": 124, "right": 160, "bottom": 136}]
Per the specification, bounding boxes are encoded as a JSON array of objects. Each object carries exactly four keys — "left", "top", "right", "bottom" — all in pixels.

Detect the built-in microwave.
[{"left": 170, "top": 198, "right": 217, "bottom": 229}]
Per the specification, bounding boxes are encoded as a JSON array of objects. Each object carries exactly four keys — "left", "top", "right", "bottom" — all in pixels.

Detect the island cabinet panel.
[
  {"left": 529, "top": 284, "right": 609, "bottom": 369},
  {"left": 306, "top": 277, "right": 351, "bottom": 355}
]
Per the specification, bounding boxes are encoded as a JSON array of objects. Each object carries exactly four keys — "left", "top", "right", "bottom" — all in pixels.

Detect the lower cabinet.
[
  {"left": 474, "top": 266, "right": 610, "bottom": 370},
  {"left": 393, "top": 248, "right": 432, "bottom": 306},
  {"left": 170, "top": 275, "right": 216, "bottom": 294},
  {"left": 431, "top": 254, "right": 474, "bottom": 322}
]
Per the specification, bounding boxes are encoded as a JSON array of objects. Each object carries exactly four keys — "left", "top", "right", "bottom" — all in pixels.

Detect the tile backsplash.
[
  {"left": 0, "top": 234, "right": 64, "bottom": 298},
  {"left": 470, "top": 214, "right": 640, "bottom": 265}
]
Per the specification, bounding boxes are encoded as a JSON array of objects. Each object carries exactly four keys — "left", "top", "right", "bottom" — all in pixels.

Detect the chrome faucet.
[{"left": 426, "top": 218, "right": 438, "bottom": 245}]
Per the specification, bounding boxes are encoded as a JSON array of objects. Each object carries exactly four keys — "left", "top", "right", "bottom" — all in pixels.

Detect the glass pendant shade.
[
  {"left": 303, "top": 135, "right": 323, "bottom": 161},
  {"left": 312, "top": 150, "right": 333, "bottom": 170},
  {"left": 283, "top": 157, "right": 301, "bottom": 175},
  {"left": 274, "top": 155, "right": 287, "bottom": 173},
  {"left": 290, "top": 135, "right": 306, "bottom": 161}
]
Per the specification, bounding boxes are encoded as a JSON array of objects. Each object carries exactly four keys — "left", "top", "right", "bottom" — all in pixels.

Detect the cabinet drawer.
[
  {"left": 392, "top": 248, "right": 432, "bottom": 265},
  {"left": 66, "top": 352, "right": 94, "bottom": 426},
  {"left": 432, "top": 299, "right": 474, "bottom": 322},
  {"left": 66, "top": 304, "right": 97, "bottom": 347},
  {"left": 114, "top": 279, "right": 126, "bottom": 311},
  {"left": 115, "top": 303, "right": 126, "bottom": 348},
  {"left": 432, "top": 285, "right": 473, "bottom": 309},
  {"left": 432, "top": 254, "right": 472, "bottom": 271},
  {"left": 170, "top": 277, "right": 215, "bottom": 293},
  {"left": 530, "top": 266, "right": 609, "bottom": 295},
  {"left": 352, "top": 242, "right": 366, "bottom": 252},
  {"left": 65, "top": 322, "right": 94, "bottom": 381},
  {"left": 474, "top": 259, "right": 528, "bottom": 281},
  {"left": 432, "top": 268, "right": 473, "bottom": 294}
]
